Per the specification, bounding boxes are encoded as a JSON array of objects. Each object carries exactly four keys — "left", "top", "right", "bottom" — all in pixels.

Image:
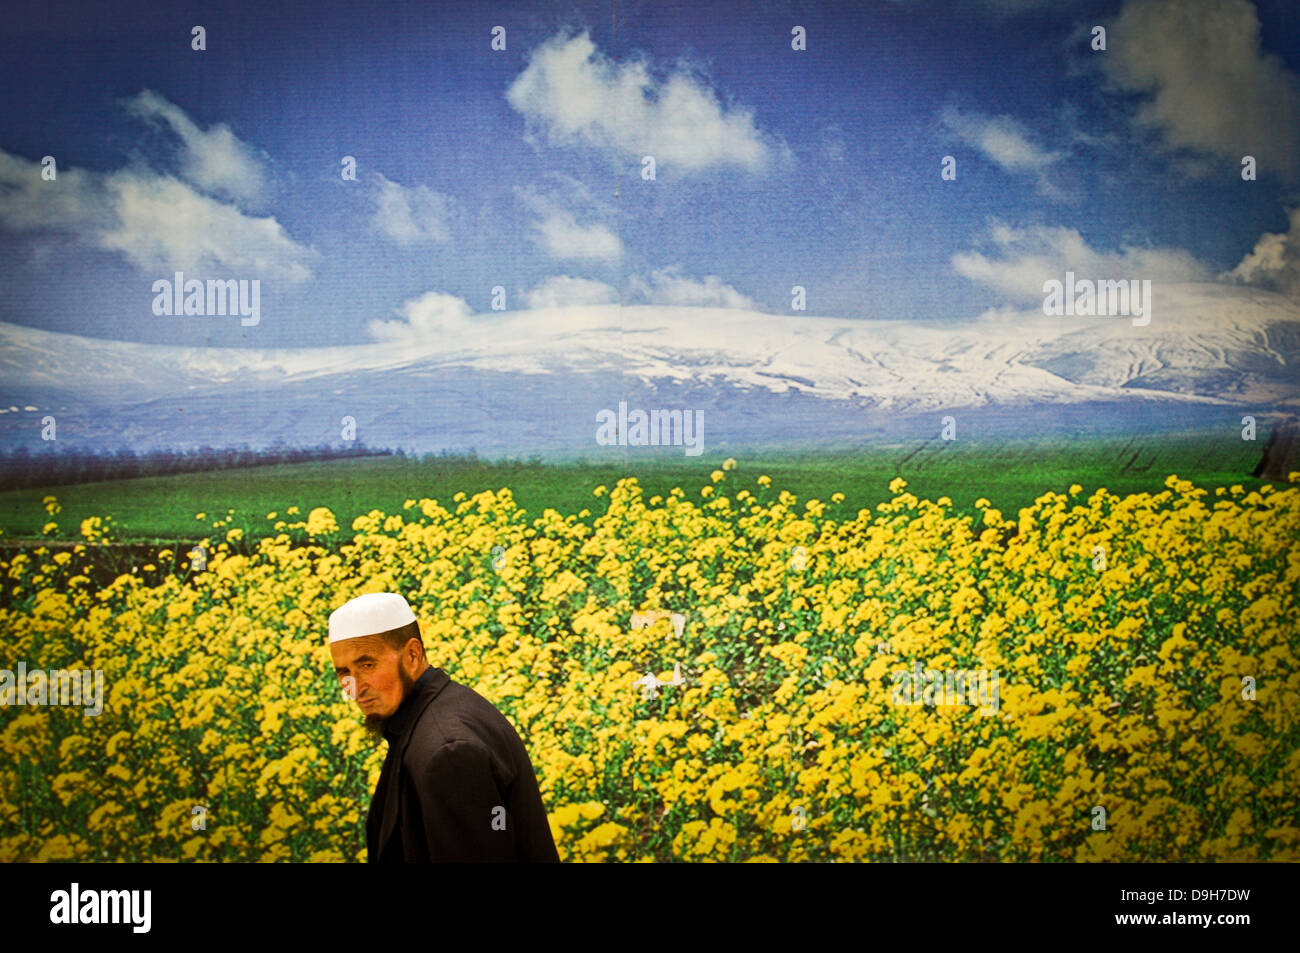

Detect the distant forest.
[{"left": 0, "top": 443, "right": 399, "bottom": 490}]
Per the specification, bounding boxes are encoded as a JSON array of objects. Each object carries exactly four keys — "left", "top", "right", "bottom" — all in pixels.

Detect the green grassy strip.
[{"left": 0, "top": 428, "right": 1272, "bottom": 544}]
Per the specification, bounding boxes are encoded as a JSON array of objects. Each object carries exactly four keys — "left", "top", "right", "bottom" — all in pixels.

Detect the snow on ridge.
[{"left": 1, "top": 284, "right": 1297, "bottom": 409}]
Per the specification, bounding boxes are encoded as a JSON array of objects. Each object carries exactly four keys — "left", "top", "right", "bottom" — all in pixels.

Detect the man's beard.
[{"left": 362, "top": 665, "right": 416, "bottom": 742}]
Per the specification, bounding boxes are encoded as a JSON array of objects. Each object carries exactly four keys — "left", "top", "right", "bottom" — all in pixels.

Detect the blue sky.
[{"left": 1, "top": 0, "right": 1298, "bottom": 349}]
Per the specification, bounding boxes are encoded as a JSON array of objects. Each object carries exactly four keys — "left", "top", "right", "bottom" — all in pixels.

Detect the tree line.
[{"left": 0, "top": 442, "right": 397, "bottom": 490}]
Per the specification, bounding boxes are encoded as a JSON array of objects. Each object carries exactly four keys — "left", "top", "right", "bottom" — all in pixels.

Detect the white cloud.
[
  {"left": 523, "top": 275, "right": 619, "bottom": 309},
  {"left": 97, "top": 170, "right": 315, "bottom": 281},
  {"left": 940, "top": 107, "right": 1061, "bottom": 172},
  {"left": 1102, "top": 0, "right": 1300, "bottom": 180},
  {"left": 0, "top": 148, "right": 315, "bottom": 281},
  {"left": 627, "top": 266, "right": 757, "bottom": 309},
  {"left": 1222, "top": 207, "right": 1300, "bottom": 299},
  {"left": 506, "top": 31, "right": 782, "bottom": 175},
  {"left": 370, "top": 172, "right": 453, "bottom": 245},
  {"left": 533, "top": 212, "right": 621, "bottom": 261},
  {"left": 952, "top": 222, "right": 1210, "bottom": 303},
  {"left": 124, "top": 89, "right": 269, "bottom": 205},
  {"left": 370, "top": 271, "right": 757, "bottom": 342},
  {"left": 0, "top": 149, "right": 103, "bottom": 231},
  {"left": 516, "top": 186, "right": 622, "bottom": 261},
  {"left": 367, "top": 290, "right": 474, "bottom": 342},
  {"left": 1, "top": 86, "right": 314, "bottom": 278},
  {"left": 940, "top": 106, "right": 1064, "bottom": 197}
]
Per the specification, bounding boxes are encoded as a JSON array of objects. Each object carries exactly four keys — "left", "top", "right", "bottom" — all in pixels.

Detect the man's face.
[{"left": 330, "top": 635, "right": 416, "bottom": 733}]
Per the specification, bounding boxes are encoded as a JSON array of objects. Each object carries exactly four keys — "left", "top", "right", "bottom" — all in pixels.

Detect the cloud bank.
[
  {"left": 506, "top": 31, "right": 784, "bottom": 175},
  {"left": 1103, "top": 0, "right": 1300, "bottom": 181}
]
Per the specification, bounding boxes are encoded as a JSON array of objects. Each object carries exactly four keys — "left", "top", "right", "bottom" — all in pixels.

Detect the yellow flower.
[
  {"left": 36, "top": 835, "right": 78, "bottom": 862},
  {"left": 305, "top": 507, "right": 338, "bottom": 535},
  {"left": 1, "top": 464, "right": 1293, "bottom": 864}
]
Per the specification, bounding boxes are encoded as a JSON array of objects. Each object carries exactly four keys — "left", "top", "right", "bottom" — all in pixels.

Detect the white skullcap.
[{"left": 328, "top": 592, "right": 417, "bottom": 644}]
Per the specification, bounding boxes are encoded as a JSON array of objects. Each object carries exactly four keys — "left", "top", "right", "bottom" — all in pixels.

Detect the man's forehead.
[{"left": 330, "top": 634, "right": 390, "bottom": 661}]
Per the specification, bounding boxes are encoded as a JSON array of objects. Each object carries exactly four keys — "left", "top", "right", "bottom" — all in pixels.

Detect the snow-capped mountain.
[{"left": 1, "top": 282, "right": 1296, "bottom": 457}]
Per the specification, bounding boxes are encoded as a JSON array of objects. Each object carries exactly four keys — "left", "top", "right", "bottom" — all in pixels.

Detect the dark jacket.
[{"left": 365, "top": 666, "right": 561, "bottom": 863}]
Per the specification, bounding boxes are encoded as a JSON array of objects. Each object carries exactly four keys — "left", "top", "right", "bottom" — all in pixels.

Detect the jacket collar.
[
  {"left": 382, "top": 666, "right": 440, "bottom": 743},
  {"left": 376, "top": 666, "right": 450, "bottom": 858}
]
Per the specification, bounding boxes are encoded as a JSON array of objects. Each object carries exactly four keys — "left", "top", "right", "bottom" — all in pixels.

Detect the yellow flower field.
[{"left": 1, "top": 467, "right": 1297, "bottom": 862}]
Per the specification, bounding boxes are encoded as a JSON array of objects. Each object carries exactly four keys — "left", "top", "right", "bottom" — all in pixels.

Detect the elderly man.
[{"left": 328, "top": 591, "right": 560, "bottom": 863}]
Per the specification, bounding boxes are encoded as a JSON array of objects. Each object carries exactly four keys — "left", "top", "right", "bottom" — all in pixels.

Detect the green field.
[{"left": 0, "top": 429, "right": 1273, "bottom": 544}]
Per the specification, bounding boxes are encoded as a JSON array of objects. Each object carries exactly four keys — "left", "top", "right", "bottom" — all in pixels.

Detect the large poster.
[{"left": 1, "top": 0, "right": 1297, "bottom": 881}]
